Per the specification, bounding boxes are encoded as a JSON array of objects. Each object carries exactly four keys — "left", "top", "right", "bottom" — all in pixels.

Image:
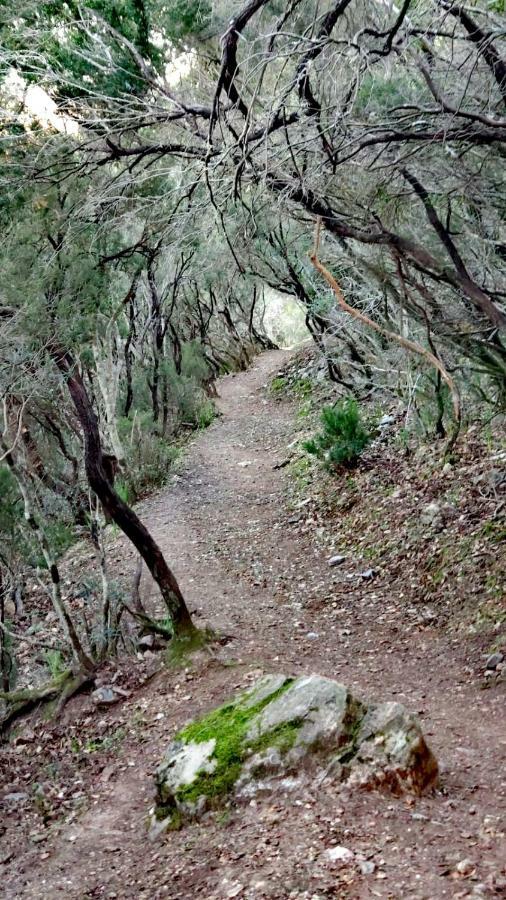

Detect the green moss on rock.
[
  {"left": 172, "top": 678, "right": 294, "bottom": 807},
  {"left": 155, "top": 674, "right": 439, "bottom": 829}
]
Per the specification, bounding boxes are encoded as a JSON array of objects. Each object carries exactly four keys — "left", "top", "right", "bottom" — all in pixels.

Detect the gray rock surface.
[
  {"left": 420, "top": 502, "right": 444, "bottom": 530},
  {"left": 91, "top": 686, "right": 120, "bottom": 707},
  {"left": 328, "top": 554, "right": 346, "bottom": 567},
  {"left": 155, "top": 673, "right": 438, "bottom": 827},
  {"left": 485, "top": 652, "right": 504, "bottom": 670},
  {"left": 245, "top": 675, "right": 360, "bottom": 752},
  {"left": 351, "top": 701, "right": 439, "bottom": 794},
  {"left": 157, "top": 739, "right": 216, "bottom": 805}
]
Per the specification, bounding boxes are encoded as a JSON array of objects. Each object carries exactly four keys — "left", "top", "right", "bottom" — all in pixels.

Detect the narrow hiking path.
[{"left": 2, "top": 350, "right": 505, "bottom": 900}]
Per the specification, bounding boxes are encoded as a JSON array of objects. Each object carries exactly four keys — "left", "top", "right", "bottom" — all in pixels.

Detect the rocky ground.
[{"left": 1, "top": 349, "right": 505, "bottom": 899}]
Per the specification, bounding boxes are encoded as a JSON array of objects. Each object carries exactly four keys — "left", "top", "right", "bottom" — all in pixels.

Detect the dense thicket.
[{"left": 1, "top": 0, "right": 505, "bottom": 713}]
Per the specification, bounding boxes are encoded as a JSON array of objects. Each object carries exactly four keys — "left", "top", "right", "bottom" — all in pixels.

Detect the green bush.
[
  {"left": 181, "top": 341, "right": 211, "bottom": 383},
  {"left": 163, "top": 0, "right": 212, "bottom": 43},
  {"left": 43, "top": 648, "right": 67, "bottom": 679},
  {"left": 270, "top": 376, "right": 286, "bottom": 394},
  {"left": 123, "top": 434, "right": 180, "bottom": 499},
  {"left": 303, "top": 399, "right": 371, "bottom": 469},
  {"left": 196, "top": 399, "right": 216, "bottom": 429}
]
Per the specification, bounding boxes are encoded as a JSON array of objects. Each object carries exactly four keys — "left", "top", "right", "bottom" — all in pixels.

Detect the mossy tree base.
[
  {"left": 165, "top": 626, "right": 217, "bottom": 667},
  {"left": 0, "top": 668, "right": 94, "bottom": 735}
]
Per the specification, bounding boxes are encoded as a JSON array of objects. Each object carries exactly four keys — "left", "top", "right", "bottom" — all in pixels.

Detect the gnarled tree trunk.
[{"left": 51, "top": 347, "right": 196, "bottom": 639}]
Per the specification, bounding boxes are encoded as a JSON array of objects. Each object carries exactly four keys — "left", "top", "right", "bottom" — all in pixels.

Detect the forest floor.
[{"left": 1, "top": 349, "right": 505, "bottom": 900}]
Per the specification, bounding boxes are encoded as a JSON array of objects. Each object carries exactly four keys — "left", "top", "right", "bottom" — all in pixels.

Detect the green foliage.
[
  {"left": 181, "top": 341, "right": 211, "bottom": 383},
  {"left": 165, "top": 625, "right": 212, "bottom": 667},
  {"left": 162, "top": 0, "right": 212, "bottom": 44},
  {"left": 270, "top": 376, "right": 286, "bottom": 394},
  {"left": 34, "top": 522, "right": 76, "bottom": 568},
  {"left": 293, "top": 378, "right": 312, "bottom": 399},
  {"left": 115, "top": 478, "right": 132, "bottom": 505},
  {"left": 170, "top": 376, "right": 215, "bottom": 429},
  {"left": 43, "top": 648, "right": 67, "bottom": 679},
  {"left": 480, "top": 520, "right": 506, "bottom": 544},
  {"left": 355, "top": 72, "right": 417, "bottom": 115},
  {"left": 71, "top": 726, "right": 126, "bottom": 754},
  {"left": 196, "top": 399, "right": 216, "bottom": 429},
  {"left": 123, "top": 434, "right": 180, "bottom": 499},
  {"left": 2, "top": 0, "right": 161, "bottom": 98},
  {"left": 0, "top": 623, "right": 17, "bottom": 691},
  {"left": 304, "top": 399, "right": 371, "bottom": 469},
  {"left": 0, "top": 466, "right": 21, "bottom": 540}
]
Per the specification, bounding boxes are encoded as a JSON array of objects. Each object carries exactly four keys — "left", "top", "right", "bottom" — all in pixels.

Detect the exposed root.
[
  {"left": 54, "top": 670, "right": 95, "bottom": 718},
  {"left": 122, "top": 604, "right": 174, "bottom": 640},
  {"left": 0, "top": 668, "right": 95, "bottom": 735}
]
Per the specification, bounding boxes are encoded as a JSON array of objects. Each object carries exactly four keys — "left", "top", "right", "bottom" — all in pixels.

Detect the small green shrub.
[
  {"left": 43, "top": 649, "right": 67, "bottom": 679},
  {"left": 293, "top": 378, "right": 312, "bottom": 399},
  {"left": 196, "top": 399, "right": 216, "bottom": 429},
  {"left": 115, "top": 478, "right": 132, "bottom": 505},
  {"left": 303, "top": 399, "right": 371, "bottom": 469},
  {"left": 270, "top": 376, "right": 286, "bottom": 394},
  {"left": 124, "top": 435, "right": 180, "bottom": 499},
  {"left": 181, "top": 341, "right": 211, "bottom": 383}
]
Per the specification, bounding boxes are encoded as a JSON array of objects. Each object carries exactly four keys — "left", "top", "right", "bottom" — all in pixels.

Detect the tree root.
[
  {"left": 122, "top": 604, "right": 174, "bottom": 640},
  {"left": 0, "top": 668, "right": 95, "bottom": 735}
]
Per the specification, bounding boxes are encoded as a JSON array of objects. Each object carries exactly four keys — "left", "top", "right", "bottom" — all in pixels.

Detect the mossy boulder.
[{"left": 154, "top": 674, "right": 438, "bottom": 828}]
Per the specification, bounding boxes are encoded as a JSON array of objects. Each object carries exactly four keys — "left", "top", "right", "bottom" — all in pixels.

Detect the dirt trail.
[{"left": 2, "top": 350, "right": 505, "bottom": 900}]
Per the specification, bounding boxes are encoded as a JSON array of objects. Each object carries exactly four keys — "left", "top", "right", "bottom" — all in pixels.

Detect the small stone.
[
  {"left": 455, "top": 858, "right": 475, "bottom": 876},
  {"left": 378, "top": 415, "right": 395, "bottom": 427},
  {"left": 15, "top": 728, "right": 35, "bottom": 744},
  {"left": 420, "top": 502, "right": 444, "bottom": 529},
  {"left": 306, "top": 632, "right": 319, "bottom": 640},
  {"left": 138, "top": 634, "right": 156, "bottom": 651},
  {"left": 358, "top": 568, "right": 375, "bottom": 580},
  {"left": 485, "top": 652, "right": 504, "bottom": 670},
  {"left": 328, "top": 554, "right": 346, "bottom": 567},
  {"left": 148, "top": 814, "right": 172, "bottom": 842},
  {"left": 100, "top": 765, "right": 116, "bottom": 783},
  {"left": 91, "top": 687, "right": 120, "bottom": 707},
  {"left": 358, "top": 860, "right": 376, "bottom": 875},
  {"left": 325, "top": 845, "right": 354, "bottom": 863},
  {"left": 418, "top": 607, "right": 437, "bottom": 625},
  {"left": 2, "top": 792, "right": 29, "bottom": 805}
]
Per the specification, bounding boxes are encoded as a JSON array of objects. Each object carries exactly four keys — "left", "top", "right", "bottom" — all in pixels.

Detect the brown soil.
[{"left": 1, "top": 350, "right": 505, "bottom": 900}]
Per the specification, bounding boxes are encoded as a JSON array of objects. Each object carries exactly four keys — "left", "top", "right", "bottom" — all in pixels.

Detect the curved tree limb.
[{"left": 309, "top": 217, "right": 462, "bottom": 447}]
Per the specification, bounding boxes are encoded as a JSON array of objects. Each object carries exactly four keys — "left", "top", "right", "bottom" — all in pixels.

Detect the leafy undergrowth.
[{"left": 275, "top": 351, "right": 506, "bottom": 647}]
